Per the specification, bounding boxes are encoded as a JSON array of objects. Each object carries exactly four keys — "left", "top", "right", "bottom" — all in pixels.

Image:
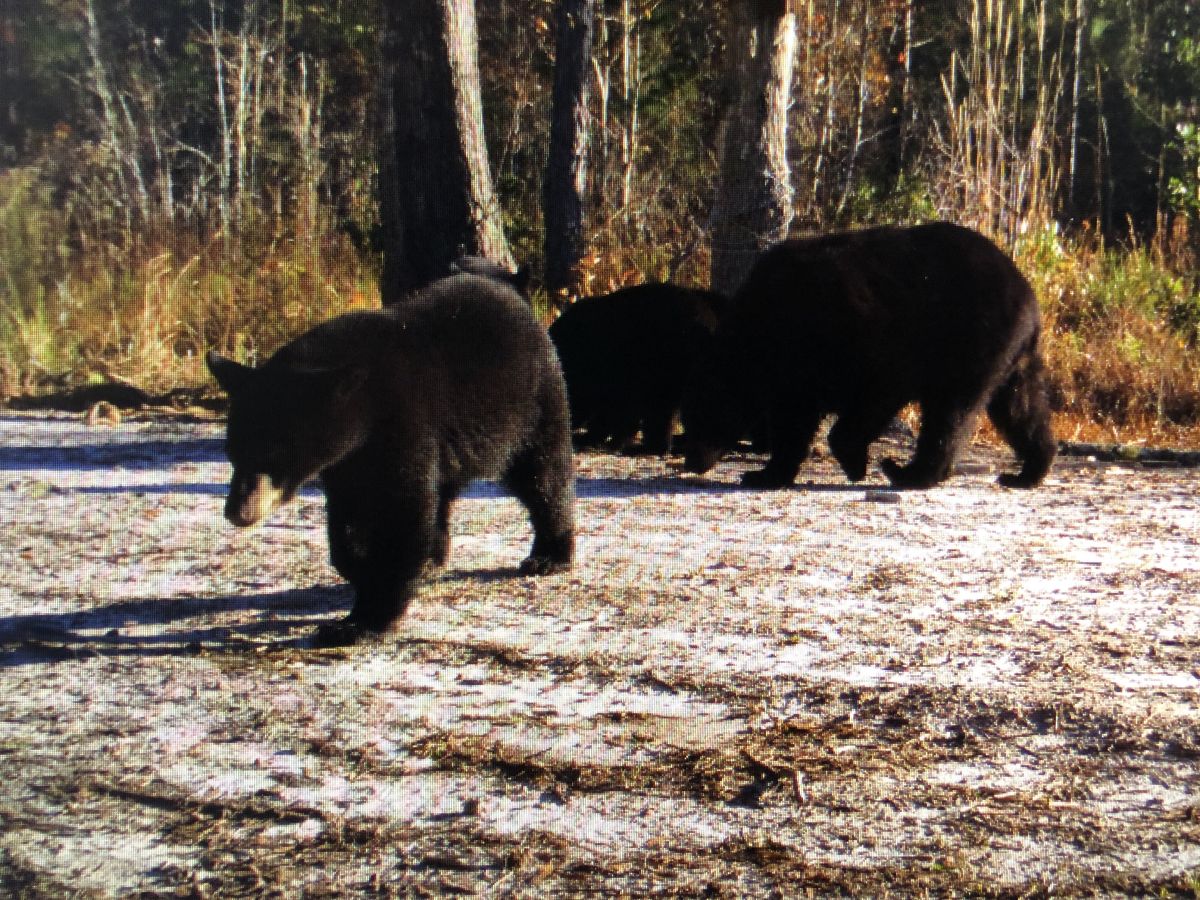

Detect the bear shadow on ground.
[
  {"left": 68, "top": 476, "right": 739, "bottom": 501},
  {"left": 0, "top": 439, "right": 225, "bottom": 473},
  {"left": 0, "top": 586, "right": 350, "bottom": 667},
  {"left": 575, "top": 475, "right": 876, "bottom": 495},
  {"left": 74, "top": 481, "right": 323, "bottom": 498},
  {"left": 76, "top": 482, "right": 229, "bottom": 497},
  {"left": 63, "top": 472, "right": 871, "bottom": 503}
]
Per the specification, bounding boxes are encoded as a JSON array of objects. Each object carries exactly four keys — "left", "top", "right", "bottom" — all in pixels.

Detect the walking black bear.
[
  {"left": 549, "top": 283, "right": 729, "bottom": 455},
  {"left": 682, "top": 223, "right": 1056, "bottom": 489},
  {"left": 207, "top": 273, "right": 575, "bottom": 646}
]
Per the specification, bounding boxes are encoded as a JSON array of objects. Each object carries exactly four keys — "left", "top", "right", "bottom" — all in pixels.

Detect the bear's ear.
[
  {"left": 206, "top": 351, "right": 254, "bottom": 395},
  {"left": 511, "top": 264, "right": 532, "bottom": 296}
]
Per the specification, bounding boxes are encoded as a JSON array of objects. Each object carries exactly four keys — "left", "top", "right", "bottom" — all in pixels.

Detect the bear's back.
[
  {"left": 264, "top": 275, "right": 564, "bottom": 452},
  {"left": 394, "top": 274, "right": 550, "bottom": 374},
  {"left": 720, "top": 222, "right": 1041, "bottom": 401},
  {"left": 731, "top": 222, "right": 1035, "bottom": 341},
  {"left": 549, "top": 282, "right": 729, "bottom": 401},
  {"left": 550, "top": 283, "right": 727, "bottom": 355},
  {"left": 272, "top": 274, "right": 547, "bottom": 373}
]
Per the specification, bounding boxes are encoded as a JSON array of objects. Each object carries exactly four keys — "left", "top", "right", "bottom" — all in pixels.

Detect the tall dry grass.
[
  {"left": 6, "top": 159, "right": 1200, "bottom": 446},
  {"left": 1018, "top": 222, "right": 1200, "bottom": 444},
  {"left": 933, "top": 0, "right": 1067, "bottom": 246},
  {"left": 0, "top": 166, "right": 378, "bottom": 397}
]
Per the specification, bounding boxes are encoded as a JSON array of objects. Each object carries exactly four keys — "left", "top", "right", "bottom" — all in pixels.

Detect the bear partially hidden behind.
[
  {"left": 549, "top": 283, "right": 729, "bottom": 455},
  {"left": 682, "top": 222, "right": 1056, "bottom": 489},
  {"left": 207, "top": 273, "right": 575, "bottom": 647}
]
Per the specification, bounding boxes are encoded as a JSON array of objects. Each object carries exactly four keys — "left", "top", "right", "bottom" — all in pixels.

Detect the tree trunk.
[
  {"left": 881, "top": 0, "right": 914, "bottom": 191},
  {"left": 1067, "top": 0, "right": 1086, "bottom": 214},
  {"left": 837, "top": 0, "right": 873, "bottom": 217},
  {"left": 378, "top": 0, "right": 513, "bottom": 303},
  {"left": 709, "top": 0, "right": 797, "bottom": 296},
  {"left": 543, "top": 0, "right": 596, "bottom": 299}
]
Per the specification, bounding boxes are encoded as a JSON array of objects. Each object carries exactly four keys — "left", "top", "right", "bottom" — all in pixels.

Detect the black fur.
[
  {"left": 207, "top": 274, "right": 575, "bottom": 646},
  {"left": 549, "top": 283, "right": 729, "bottom": 455},
  {"left": 682, "top": 223, "right": 1056, "bottom": 489},
  {"left": 449, "top": 255, "right": 532, "bottom": 300}
]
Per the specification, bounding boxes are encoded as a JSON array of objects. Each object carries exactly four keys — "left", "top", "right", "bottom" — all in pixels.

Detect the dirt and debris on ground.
[{"left": 0, "top": 410, "right": 1198, "bottom": 897}]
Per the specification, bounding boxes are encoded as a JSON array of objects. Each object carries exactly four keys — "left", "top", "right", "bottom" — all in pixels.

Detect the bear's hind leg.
[
  {"left": 326, "top": 492, "right": 367, "bottom": 587},
  {"left": 986, "top": 352, "right": 1056, "bottom": 488},
  {"left": 504, "top": 443, "right": 575, "bottom": 575},
  {"left": 882, "top": 401, "right": 981, "bottom": 489}
]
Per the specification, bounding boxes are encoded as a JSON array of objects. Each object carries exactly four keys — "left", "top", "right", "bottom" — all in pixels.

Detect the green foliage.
[
  {"left": 1089, "top": 250, "right": 1195, "bottom": 332},
  {"left": 1021, "top": 225, "right": 1200, "bottom": 342},
  {"left": 1080, "top": 0, "right": 1200, "bottom": 229},
  {"left": 1168, "top": 122, "right": 1200, "bottom": 219},
  {"left": 839, "top": 175, "right": 940, "bottom": 229},
  {"left": 0, "top": 168, "right": 75, "bottom": 377},
  {"left": 1016, "top": 226, "right": 1200, "bottom": 435}
]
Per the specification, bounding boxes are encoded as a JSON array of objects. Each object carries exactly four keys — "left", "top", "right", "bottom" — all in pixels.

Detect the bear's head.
[
  {"left": 207, "top": 351, "right": 368, "bottom": 527},
  {"left": 679, "top": 351, "right": 747, "bottom": 475}
]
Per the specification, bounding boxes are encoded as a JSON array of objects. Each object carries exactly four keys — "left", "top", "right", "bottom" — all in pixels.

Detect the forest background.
[{"left": 1, "top": 0, "right": 1199, "bottom": 445}]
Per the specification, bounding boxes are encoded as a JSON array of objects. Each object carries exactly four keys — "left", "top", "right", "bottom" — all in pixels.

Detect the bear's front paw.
[
  {"left": 740, "top": 468, "right": 793, "bottom": 490},
  {"left": 518, "top": 555, "right": 571, "bottom": 576},
  {"left": 997, "top": 471, "right": 1040, "bottom": 489},
  {"left": 881, "top": 458, "right": 939, "bottom": 489}
]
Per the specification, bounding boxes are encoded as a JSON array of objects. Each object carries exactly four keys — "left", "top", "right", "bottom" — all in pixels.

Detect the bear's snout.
[{"left": 225, "top": 471, "right": 286, "bottom": 527}]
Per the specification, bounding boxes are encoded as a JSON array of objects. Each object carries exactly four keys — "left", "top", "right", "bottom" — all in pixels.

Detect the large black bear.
[
  {"left": 682, "top": 222, "right": 1056, "bottom": 489},
  {"left": 207, "top": 274, "right": 575, "bottom": 646},
  {"left": 548, "top": 283, "right": 729, "bottom": 455}
]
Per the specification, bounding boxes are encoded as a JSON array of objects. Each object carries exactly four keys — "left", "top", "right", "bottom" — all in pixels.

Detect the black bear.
[
  {"left": 207, "top": 273, "right": 575, "bottom": 646},
  {"left": 682, "top": 222, "right": 1056, "bottom": 489},
  {"left": 548, "top": 283, "right": 729, "bottom": 455}
]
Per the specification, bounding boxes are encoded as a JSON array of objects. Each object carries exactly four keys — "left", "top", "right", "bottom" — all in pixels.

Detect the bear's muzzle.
[{"left": 225, "top": 471, "right": 287, "bottom": 527}]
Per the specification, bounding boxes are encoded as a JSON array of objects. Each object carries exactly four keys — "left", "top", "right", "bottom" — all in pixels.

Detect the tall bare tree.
[
  {"left": 377, "top": 0, "right": 513, "bottom": 303},
  {"left": 543, "top": 0, "right": 596, "bottom": 298},
  {"left": 1067, "top": 0, "right": 1087, "bottom": 214},
  {"left": 709, "top": 0, "right": 797, "bottom": 295},
  {"left": 881, "top": 0, "right": 915, "bottom": 191}
]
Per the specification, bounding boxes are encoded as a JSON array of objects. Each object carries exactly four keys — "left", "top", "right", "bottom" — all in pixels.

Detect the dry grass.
[
  {"left": 1016, "top": 225, "right": 1200, "bottom": 445},
  {"left": 0, "top": 166, "right": 379, "bottom": 397},
  {"left": 4, "top": 163, "right": 1200, "bottom": 446}
]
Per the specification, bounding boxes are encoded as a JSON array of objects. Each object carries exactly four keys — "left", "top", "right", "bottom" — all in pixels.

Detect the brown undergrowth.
[{"left": 3, "top": 160, "right": 1200, "bottom": 445}]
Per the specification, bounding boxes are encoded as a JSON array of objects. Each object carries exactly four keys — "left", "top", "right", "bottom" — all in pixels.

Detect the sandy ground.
[{"left": 0, "top": 410, "right": 1198, "bottom": 897}]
